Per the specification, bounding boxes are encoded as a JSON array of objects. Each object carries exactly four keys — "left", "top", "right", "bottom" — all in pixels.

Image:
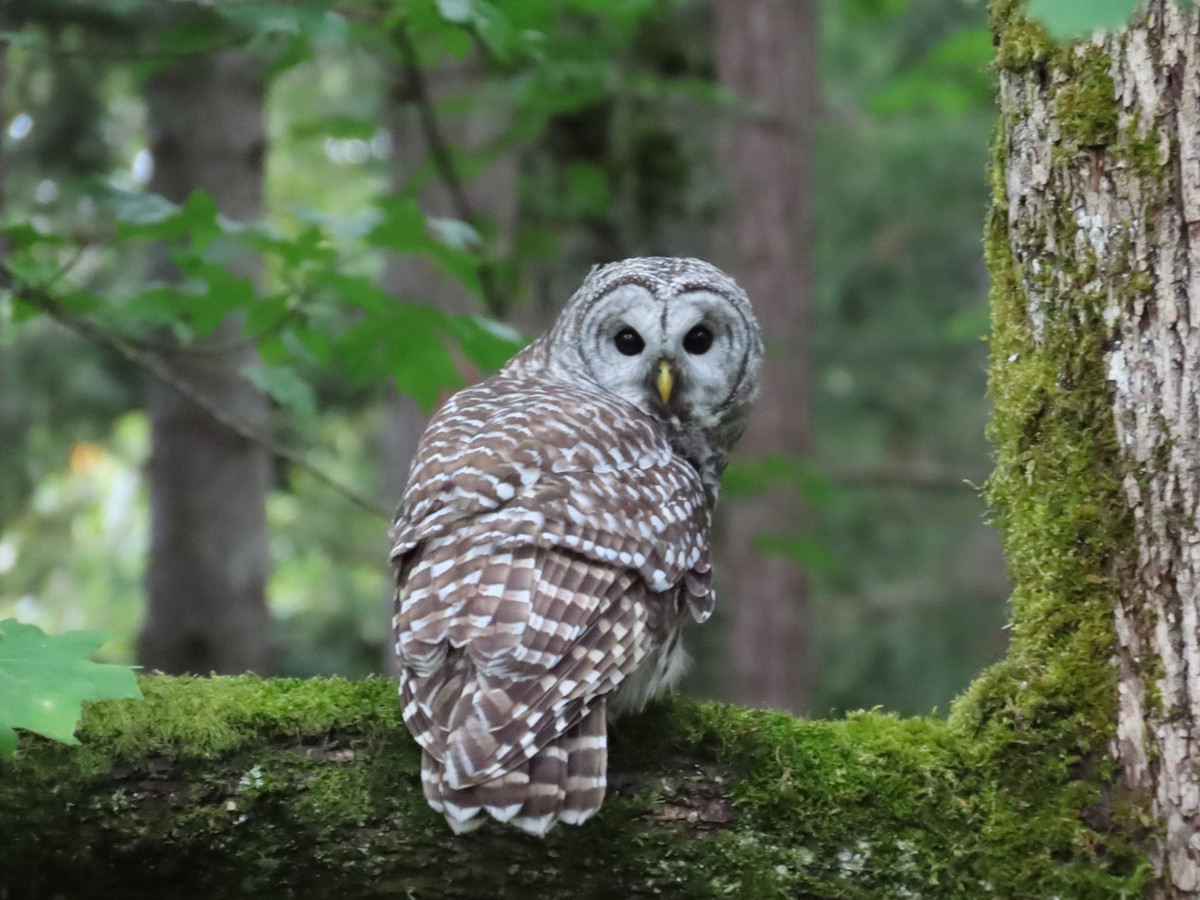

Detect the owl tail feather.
[{"left": 422, "top": 703, "right": 608, "bottom": 837}]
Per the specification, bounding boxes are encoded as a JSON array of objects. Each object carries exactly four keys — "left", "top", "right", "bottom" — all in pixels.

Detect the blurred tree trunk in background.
[
  {"left": 713, "top": 0, "right": 817, "bottom": 713},
  {"left": 138, "top": 47, "right": 272, "bottom": 674},
  {"left": 379, "top": 50, "right": 511, "bottom": 494},
  {"left": 378, "top": 49, "right": 517, "bottom": 671}
]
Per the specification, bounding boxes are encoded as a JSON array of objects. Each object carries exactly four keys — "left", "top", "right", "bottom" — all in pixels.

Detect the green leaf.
[
  {"left": 315, "top": 272, "right": 391, "bottom": 313},
  {"left": 154, "top": 7, "right": 232, "bottom": 56},
  {"left": 291, "top": 115, "right": 380, "bottom": 141},
  {"left": 222, "top": 2, "right": 347, "bottom": 40},
  {"left": 339, "top": 303, "right": 463, "bottom": 413},
  {"left": 219, "top": 4, "right": 349, "bottom": 79},
  {"left": 246, "top": 222, "right": 336, "bottom": 268},
  {"left": 365, "top": 197, "right": 428, "bottom": 251},
  {"left": 565, "top": 162, "right": 612, "bottom": 217},
  {"left": 432, "top": 0, "right": 529, "bottom": 62},
  {"left": 1025, "top": 0, "right": 1141, "bottom": 38},
  {"left": 54, "top": 289, "right": 104, "bottom": 317},
  {"left": 170, "top": 256, "right": 258, "bottom": 335},
  {"left": 112, "top": 286, "right": 189, "bottom": 332},
  {"left": 422, "top": 243, "right": 485, "bottom": 299},
  {"left": 426, "top": 218, "right": 483, "bottom": 252},
  {"left": 3, "top": 251, "right": 64, "bottom": 287},
  {"left": 0, "top": 222, "right": 69, "bottom": 251},
  {"left": 113, "top": 189, "right": 223, "bottom": 251},
  {"left": 110, "top": 191, "right": 181, "bottom": 228},
  {"left": 437, "top": 0, "right": 473, "bottom": 23},
  {"left": 242, "top": 293, "right": 292, "bottom": 337},
  {"left": 444, "top": 314, "right": 526, "bottom": 373},
  {"left": 286, "top": 323, "right": 333, "bottom": 365},
  {"left": 0, "top": 619, "right": 141, "bottom": 756},
  {"left": 256, "top": 331, "right": 290, "bottom": 365},
  {"left": 365, "top": 199, "right": 485, "bottom": 299},
  {"left": 263, "top": 33, "right": 314, "bottom": 79},
  {"left": 9, "top": 295, "right": 39, "bottom": 323},
  {"left": 243, "top": 362, "right": 317, "bottom": 418}
]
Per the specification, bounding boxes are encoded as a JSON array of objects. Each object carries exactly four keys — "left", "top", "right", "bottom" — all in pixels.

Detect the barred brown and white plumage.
[{"left": 390, "top": 257, "right": 762, "bottom": 835}]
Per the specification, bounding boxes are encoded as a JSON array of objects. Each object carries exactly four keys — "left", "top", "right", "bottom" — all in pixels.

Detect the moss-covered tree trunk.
[{"left": 990, "top": 0, "right": 1200, "bottom": 894}]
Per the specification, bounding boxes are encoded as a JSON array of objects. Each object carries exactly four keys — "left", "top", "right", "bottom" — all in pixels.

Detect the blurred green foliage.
[
  {"left": 1, "top": 0, "right": 1009, "bottom": 715},
  {"left": 802, "top": 0, "right": 1005, "bottom": 714}
]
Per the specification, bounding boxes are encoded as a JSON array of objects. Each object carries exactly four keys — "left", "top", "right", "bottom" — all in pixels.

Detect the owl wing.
[{"left": 391, "top": 377, "right": 712, "bottom": 790}]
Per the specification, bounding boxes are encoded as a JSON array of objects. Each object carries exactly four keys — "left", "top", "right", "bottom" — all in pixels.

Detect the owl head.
[{"left": 521, "top": 257, "right": 764, "bottom": 457}]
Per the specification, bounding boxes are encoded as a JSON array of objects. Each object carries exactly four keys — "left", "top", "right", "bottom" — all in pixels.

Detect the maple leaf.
[{"left": 0, "top": 619, "right": 141, "bottom": 756}]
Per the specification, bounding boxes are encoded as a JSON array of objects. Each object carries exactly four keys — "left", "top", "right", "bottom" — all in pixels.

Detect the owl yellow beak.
[{"left": 656, "top": 359, "right": 675, "bottom": 406}]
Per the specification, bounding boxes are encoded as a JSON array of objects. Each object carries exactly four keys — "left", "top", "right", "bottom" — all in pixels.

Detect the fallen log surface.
[{"left": 0, "top": 674, "right": 1143, "bottom": 898}]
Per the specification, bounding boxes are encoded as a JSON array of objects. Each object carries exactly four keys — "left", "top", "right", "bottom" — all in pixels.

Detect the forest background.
[{"left": 0, "top": 0, "right": 1006, "bottom": 718}]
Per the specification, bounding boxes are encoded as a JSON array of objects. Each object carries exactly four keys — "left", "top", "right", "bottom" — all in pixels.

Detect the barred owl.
[{"left": 390, "top": 257, "right": 762, "bottom": 835}]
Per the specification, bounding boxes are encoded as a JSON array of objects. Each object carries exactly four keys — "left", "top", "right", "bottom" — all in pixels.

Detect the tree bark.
[
  {"left": 991, "top": 1, "right": 1200, "bottom": 894},
  {"left": 713, "top": 0, "right": 817, "bottom": 713},
  {"left": 138, "top": 46, "right": 272, "bottom": 675}
]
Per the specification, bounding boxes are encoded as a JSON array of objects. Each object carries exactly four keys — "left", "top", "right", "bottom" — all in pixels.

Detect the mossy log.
[{"left": 0, "top": 675, "right": 1142, "bottom": 899}]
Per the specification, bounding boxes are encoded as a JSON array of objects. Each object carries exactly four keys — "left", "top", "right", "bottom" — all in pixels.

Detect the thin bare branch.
[{"left": 391, "top": 23, "right": 507, "bottom": 318}]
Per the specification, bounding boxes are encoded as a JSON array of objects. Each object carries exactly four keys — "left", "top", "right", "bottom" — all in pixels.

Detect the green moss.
[
  {"left": 939, "top": 9, "right": 1148, "bottom": 894},
  {"left": 80, "top": 674, "right": 403, "bottom": 760},
  {"left": 1121, "top": 116, "right": 1164, "bottom": 178},
  {"left": 990, "top": 0, "right": 1131, "bottom": 161},
  {"left": 0, "top": 671, "right": 1150, "bottom": 897},
  {"left": 1056, "top": 46, "right": 1119, "bottom": 149},
  {"left": 990, "top": 0, "right": 1054, "bottom": 71},
  {"left": 289, "top": 764, "right": 372, "bottom": 835}
]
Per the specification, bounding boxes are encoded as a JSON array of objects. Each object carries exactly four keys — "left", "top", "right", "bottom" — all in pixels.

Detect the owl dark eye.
[
  {"left": 614, "top": 327, "right": 645, "bottom": 356},
  {"left": 683, "top": 324, "right": 713, "bottom": 355}
]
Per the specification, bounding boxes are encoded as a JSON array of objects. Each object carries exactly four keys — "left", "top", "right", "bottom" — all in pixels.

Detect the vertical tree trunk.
[
  {"left": 713, "top": 0, "right": 817, "bottom": 713},
  {"left": 378, "top": 51, "right": 517, "bottom": 670},
  {"left": 991, "top": 1, "right": 1199, "bottom": 893},
  {"left": 138, "top": 47, "right": 272, "bottom": 675}
]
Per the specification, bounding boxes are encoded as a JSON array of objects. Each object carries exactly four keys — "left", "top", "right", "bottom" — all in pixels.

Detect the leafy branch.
[{"left": 0, "top": 263, "right": 393, "bottom": 521}]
